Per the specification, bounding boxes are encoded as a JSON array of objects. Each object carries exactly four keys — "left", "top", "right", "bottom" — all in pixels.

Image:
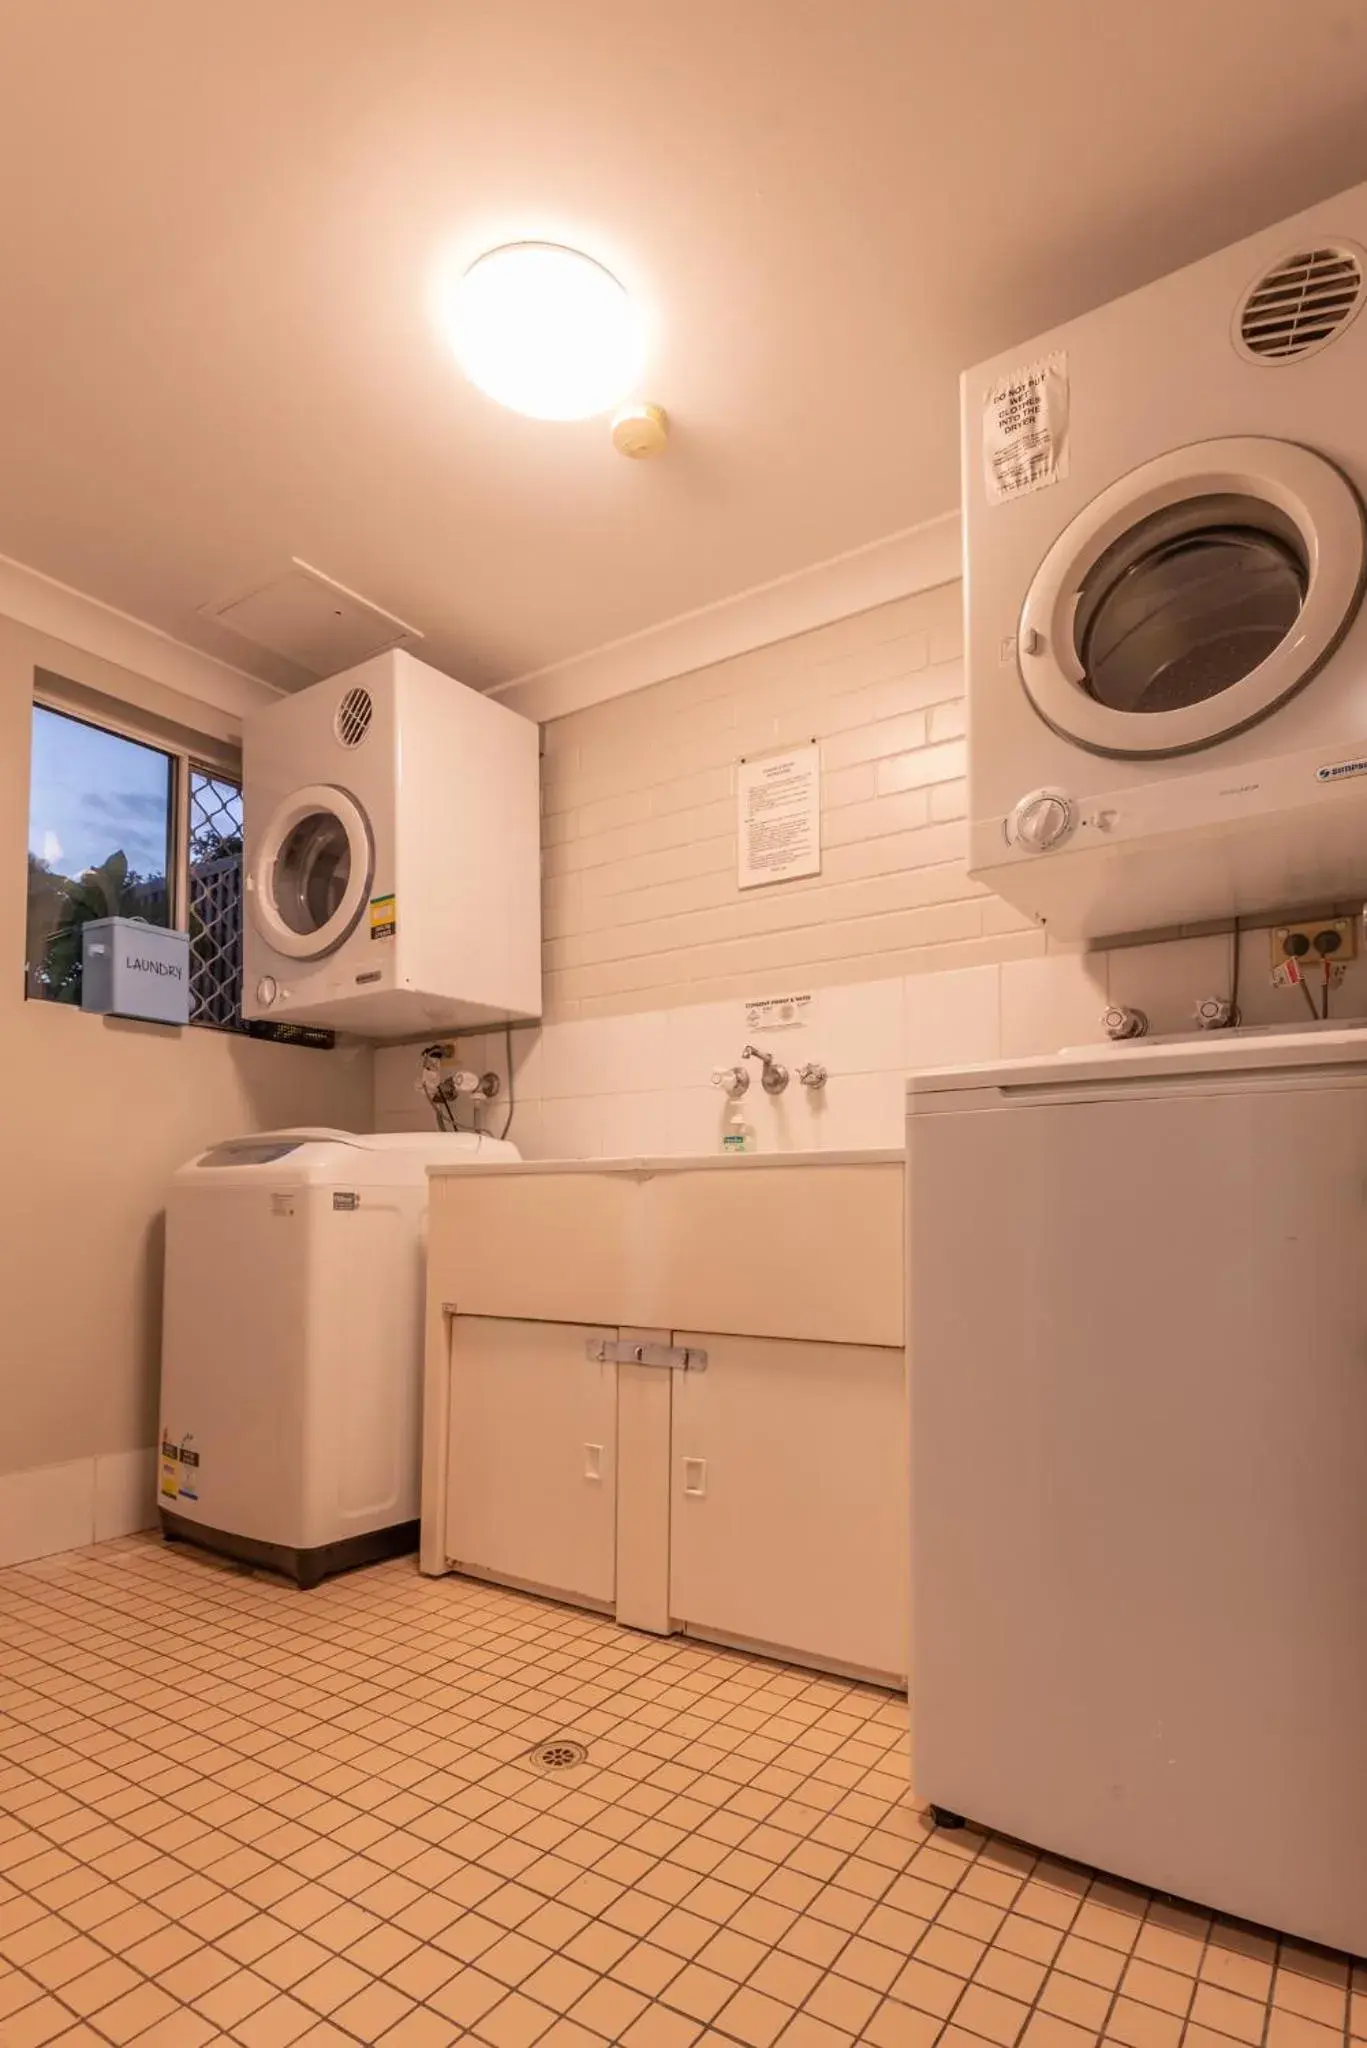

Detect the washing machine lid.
[
  {"left": 1016, "top": 437, "right": 1366, "bottom": 758},
  {"left": 249, "top": 783, "right": 374, "bottom": 961},
  {"left": 183, "top": 1128, "right": 519, "bottom": 1182}
]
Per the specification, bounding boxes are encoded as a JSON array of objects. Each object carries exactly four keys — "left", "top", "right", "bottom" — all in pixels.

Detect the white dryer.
[
  {"left": 965, "top": 179, "right": 1367, "bottom": 939},
  {"left": 243, "top": 649, "right": 541, "bottom": 1038},
  {"left": 159, "top": 1127, "right": 517, "bottom": 1586}
]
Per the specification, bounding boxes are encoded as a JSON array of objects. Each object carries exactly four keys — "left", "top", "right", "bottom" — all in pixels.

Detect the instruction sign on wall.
[
  {"left": 983, "top": 352, "right": 1069, "bottom": 502},
  {"left": 737, "top": 744, "right": 821, "bottom": 889}
]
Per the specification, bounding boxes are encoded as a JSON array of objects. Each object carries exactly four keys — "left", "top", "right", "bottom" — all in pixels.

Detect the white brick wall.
[
  {"left": 539, "top": 580, "right": 1041, "bottom": 1022},
  {"left": 373, "top": 578, "right": 1367, "bottom": 1155}
]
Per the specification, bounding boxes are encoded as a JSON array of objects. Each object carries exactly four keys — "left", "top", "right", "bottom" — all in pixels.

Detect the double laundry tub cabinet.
[{"left": 419, "top": 1153, "right": 907, "bottom": 1687}]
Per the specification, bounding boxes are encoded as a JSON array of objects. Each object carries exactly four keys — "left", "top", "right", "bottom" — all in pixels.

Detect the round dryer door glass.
[
  {"left": 1076, "top": 496, "right": 1307, "bottom": 717},
  {"left": 248, "top": 784, "right": 373, "bottom": 962},
  {"left": 1016, "top": 438, "right": 1367, "bottom": 759},
  {"left": 274, "top": 810, "right": 353, "bottom": 936}
]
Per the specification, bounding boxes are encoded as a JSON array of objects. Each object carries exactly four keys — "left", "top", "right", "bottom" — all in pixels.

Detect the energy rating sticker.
[{"left": 370, "top": 894, "right": 397, "bottom": 940}]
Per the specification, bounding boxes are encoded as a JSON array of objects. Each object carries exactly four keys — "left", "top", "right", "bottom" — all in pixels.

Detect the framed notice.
[{"left": 737, "top": 743, "right": 821, "bottom": 889}]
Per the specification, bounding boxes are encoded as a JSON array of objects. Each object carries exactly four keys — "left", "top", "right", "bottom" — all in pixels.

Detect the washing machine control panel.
[{"left": 1008, "top": 788, "right": 1075, "bottom": 852}]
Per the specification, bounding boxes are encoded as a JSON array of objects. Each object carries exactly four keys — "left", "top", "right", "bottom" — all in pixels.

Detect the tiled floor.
[{"left": 0, "top": 1538, "right": 1360, "bottom": 2048}]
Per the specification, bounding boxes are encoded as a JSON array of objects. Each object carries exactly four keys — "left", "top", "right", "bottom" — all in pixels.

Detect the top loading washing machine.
[
  {"left": 964, "top": 179, "right": 1367, "bottom": 939},
  {"left": 243, "top": 649, "right": 541, "bottom": 1038}
]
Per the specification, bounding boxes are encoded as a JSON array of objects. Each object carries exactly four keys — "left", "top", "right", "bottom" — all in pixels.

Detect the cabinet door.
[
  {"left": 670, "top": 1333, "right": 906, "bottom": 1681},
  {"left": 445, "top": 1317, "right": 617, "bottom": 1608}
]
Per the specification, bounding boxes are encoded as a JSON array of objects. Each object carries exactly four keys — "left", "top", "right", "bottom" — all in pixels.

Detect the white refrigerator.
[{"left": 906, "top": 1026, "right": 1367, "bottom": 1956}]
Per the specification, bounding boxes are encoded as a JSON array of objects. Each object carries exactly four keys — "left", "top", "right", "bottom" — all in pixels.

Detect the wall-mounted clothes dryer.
[
  {"left": 964, "top": 182, "right": 1367, "bottom": 939},
  {"left": 243, "top": 650, "right": 540, "bottom": 1037}
]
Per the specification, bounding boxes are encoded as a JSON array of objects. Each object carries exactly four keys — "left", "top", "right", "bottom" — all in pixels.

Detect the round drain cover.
[{"left": 528, "top": 1738, "right": 588, "bottom": 1771}]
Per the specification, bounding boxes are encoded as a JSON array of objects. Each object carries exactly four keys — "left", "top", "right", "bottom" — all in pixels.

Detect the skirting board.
[{"left": 0, "top": 1448, "right": 158, "bottom": 1568}]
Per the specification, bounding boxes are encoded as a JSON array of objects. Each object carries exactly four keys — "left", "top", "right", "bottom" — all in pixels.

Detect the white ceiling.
[{"left": 2, "top": 0, "right": 1366, "bottom": 692}]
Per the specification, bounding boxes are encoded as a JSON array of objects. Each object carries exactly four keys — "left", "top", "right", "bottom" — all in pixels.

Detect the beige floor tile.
[
  {"left": 330, "top": 1979, "right": 416, "bottom": 2039},
  {"left": 953, "top": 1981, "right": 1034, "bottom": 2046},
  {"left": 1104, "top": 1995, "right": 1183, "bottom": 2048},
  {"left": 1188, "top": 1980, "right": 1267, "bottom": 2043},
  {"left": 289, "top": 1956, "right": 370, "bottom": 2016},
  {"left": 430, "top": 1965, "right": 507, "bottom": 2025},
  {"left": 1119, "top": 1957, "right": 1194, "bottom": 2017},
  {"left": 1132, "top": 1921, "right": 1204, "bottom": 1977},
  {"left": 861, "top": 1998, "right": 945, "bottom": 2048},
  {"left": 1265, "top": 2011, "right": 1345, "bottom": 2048},
  {"left": 1019, "top": 2012, "right": 1096, "bottom": 2048},
  {"left": 916, "top": 1926, "right": 987, "bottom": 1980},
  {"left": 1199, "top": 1945, "right": 1273, "bottom": 2003},
  {"left": 712, "top": 1983, "right": 792, "bottom": 2048},
  {"left": 1054, "top": 1935, "right": 1127, "bottom": 1992},
  {"left": 805, "top": 1970, "right": 882, "bottom": 2033},
  {"left": 776, "top": 2015, "right": 855, "bottom": 2048},
  {"left": 523, "top": 1955, "right": 602, "bottom": 2011},
  {"left": 1036, "top": 1969, "right": 1111, "bottom": 2031},
  {"left": 226, "top": 1993, "right": 320, "bottom": 2048},
  {"left": 5, "top": 1995, "right": 82, "bottom": 2048},
  {"left": 1, "top": 1543, "right": 1359, "bottom": 2048},
  {"left": 474, "top": 1990, "right": 559, "bottom": 2048},
  {"left": 891, "top": 1957, "right": 965, "bottom": 2021},
  {"left": 621, "top": 2004, "right": 703, "bottom": 2047},
  {"left": 81, "top": 1981, "right": 180, "bottom": 2043},
  {"left": 570, "top": 1976, "right": 650, "bottom": 2038},
  {"left": 1274, "top": 1967, "right": 1349, "bottom": 2029},
  {"left": 376, "top": 2009, "right": 465, "bottom": 2047},
  {"left": 992, "top": 1939, "right": 1053, "bottom": 1999}
]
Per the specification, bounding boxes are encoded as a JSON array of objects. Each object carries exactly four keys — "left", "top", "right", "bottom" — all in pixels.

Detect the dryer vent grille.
[
  {"left": 334, "top": 687, "right": 374, "bottom": 748},
  {"left": 1236, "top": 245, "right": 1364, "bottom": 362}
]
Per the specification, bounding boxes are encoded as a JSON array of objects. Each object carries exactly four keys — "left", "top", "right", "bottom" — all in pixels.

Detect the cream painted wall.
[{"left": 0, "top": 611, "right": 373, "bottom": 1490}]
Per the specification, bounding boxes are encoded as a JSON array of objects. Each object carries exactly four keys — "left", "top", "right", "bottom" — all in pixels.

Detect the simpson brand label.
[
  {"left": 984, "top": 352, "right": 1069, "bottom": 503},
  {"left": 1317, "top": 757, "right": 1367, "bottom": 783},
  {"left": 369, "top": 893, "right": 397, "bottom": 940}
]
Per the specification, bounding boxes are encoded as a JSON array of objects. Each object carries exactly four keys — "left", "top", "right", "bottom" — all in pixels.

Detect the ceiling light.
[{"left": 444, "top": 242, "right": 644, "bottom": 421}]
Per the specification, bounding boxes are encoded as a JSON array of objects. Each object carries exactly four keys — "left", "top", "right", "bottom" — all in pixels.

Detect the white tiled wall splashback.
[
  {"left": 373, "top": 925, "right": 1363, "bottom": 1156},
  {"left": 375, "top": 572, "right": 1367, "bottom": 1156},
  {"left": 537, "top": 579, "right": 1037, "bottom": 1022}
]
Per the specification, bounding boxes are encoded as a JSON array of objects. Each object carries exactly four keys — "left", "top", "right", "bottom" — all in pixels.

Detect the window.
[
  {"left": 188, "top": 769, "right": 244, "bottom": 1028},
  {"left": 26, "top": 706, "right": 174, "bottom": 1005},
  {"left": 25, "top": 689, "right": 331, "bottom": 1045}
]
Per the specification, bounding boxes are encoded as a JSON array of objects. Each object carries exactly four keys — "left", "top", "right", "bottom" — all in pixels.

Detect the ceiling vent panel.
[
  {"left": 1235, "top": 245, "right": 1365, "bottom": 362},
  {"left": 201, "top": 560, "right": 422, "bottom": 677}
]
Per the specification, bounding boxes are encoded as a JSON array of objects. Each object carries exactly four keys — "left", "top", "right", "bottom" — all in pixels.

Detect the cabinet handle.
[
  {"left": 683, "top": 1458, "right": 707, "bottom": 1498},
  {"left": 584, "top": 1443, "right": 604, "bottom": 1482}
]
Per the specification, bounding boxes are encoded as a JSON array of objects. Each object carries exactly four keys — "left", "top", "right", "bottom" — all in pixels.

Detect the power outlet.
[{"left": 1270, "top": 917, "right": 1358, "bottom": 967}]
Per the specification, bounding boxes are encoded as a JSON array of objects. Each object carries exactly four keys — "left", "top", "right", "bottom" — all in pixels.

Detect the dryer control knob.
[
  {"left": 1010, "top": 789, "right": 1075, "bottom": 852},
  {"left": 255, "top": 976, "right": 279, "bottom": 1007}
]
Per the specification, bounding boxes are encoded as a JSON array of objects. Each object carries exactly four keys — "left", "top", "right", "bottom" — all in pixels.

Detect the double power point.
[{"left": 1272, "top": 918, "right": 1357, "bottom": 970}]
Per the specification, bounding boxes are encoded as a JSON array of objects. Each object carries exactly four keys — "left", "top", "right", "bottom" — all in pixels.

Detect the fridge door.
[{"left": 908, "top": 1068, "right": 1367, "bottom": 1954}]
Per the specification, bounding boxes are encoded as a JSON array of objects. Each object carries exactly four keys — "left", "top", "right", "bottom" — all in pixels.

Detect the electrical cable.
[{"left": 499, "top": 1023, "right": 516, "bottom": 1140}]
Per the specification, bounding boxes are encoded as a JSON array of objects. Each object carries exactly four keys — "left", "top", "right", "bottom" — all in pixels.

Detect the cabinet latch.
[{"left": 585, "top": 1338, "right": 708, "bottom": 1373}]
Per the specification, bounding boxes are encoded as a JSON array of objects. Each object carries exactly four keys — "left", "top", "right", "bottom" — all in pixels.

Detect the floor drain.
[{"left": 528, "top": 1738, "right": 588, "bottom": 1771}]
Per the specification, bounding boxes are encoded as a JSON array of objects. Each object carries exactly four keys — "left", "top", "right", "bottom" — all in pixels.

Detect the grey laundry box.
[{"left": 81, "top": 917, "right": 190, "bottom": 1025}]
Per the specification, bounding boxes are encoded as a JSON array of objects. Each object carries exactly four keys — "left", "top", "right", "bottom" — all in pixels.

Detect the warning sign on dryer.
[{"left": 983, "top": 353, "right": 1069, "bottom": 502}]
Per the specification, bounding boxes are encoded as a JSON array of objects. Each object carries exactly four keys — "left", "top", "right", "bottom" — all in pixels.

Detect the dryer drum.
[{"left": 1075, "top": 494, "right": 1308, "bottom": 718}]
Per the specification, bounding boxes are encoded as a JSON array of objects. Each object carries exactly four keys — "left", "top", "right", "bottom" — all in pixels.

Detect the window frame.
[{"left": 29, "top": 677, "right": 241, "bottom": 1031}]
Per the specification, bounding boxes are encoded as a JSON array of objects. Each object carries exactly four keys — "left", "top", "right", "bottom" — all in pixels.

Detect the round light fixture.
[{"left": 445, "top": 242, "right": 643, "bottom": 421}]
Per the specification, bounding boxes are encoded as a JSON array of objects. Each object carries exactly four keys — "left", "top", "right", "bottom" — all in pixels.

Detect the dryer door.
[
  {"left": 1018, "top": 438, "right": 1366, "bottom": 758},
  {"left": 249, "top": 784, "right": 374, "bottom": 961}
]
